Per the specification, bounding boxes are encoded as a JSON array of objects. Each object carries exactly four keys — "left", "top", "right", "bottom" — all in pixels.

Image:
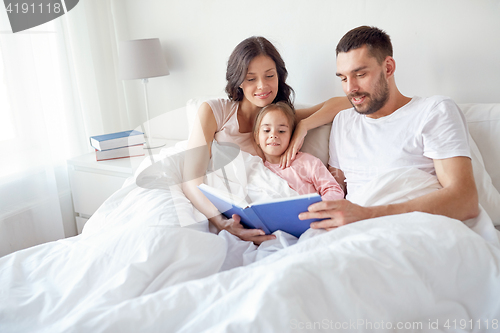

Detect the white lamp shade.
[{"left": 119, "top": 38, "right": 170, "bottom": 80}]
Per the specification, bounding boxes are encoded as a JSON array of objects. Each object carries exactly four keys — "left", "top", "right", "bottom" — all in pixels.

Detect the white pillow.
[
  {"left": 294, "top": 103, "right": 331, "bottom": 165},
  {"left": 460, "top": 104, "right": 500, "bottom": 191},
  {"left": 460, "top": 103, "right": 500, "bottom": 226},
  {"left": 300, "top": 123, "right": 331, "bottom": 166},
  {"left": 468, "top": 133, "right": 500, "bottom": 225}
]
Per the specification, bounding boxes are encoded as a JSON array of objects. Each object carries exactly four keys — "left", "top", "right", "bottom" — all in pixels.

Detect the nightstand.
[{"left": 67, "top": 141, "right": 179, "bottom": 234}]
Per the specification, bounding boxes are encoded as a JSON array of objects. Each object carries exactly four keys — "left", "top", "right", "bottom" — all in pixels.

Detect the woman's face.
[
  {"left": 257, "top": 109, "right": 291, "bottom": 163},
  {"left": 239, "top": 55, "right": 279, "bottom": 108}
]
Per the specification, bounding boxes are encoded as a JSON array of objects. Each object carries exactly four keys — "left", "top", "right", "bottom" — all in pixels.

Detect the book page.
[
  {"left": 251, "top": 192, "right": 320, "bottom": 206},
  {"left": 199, "top": 184, "right": 249, "bottom": 208}
]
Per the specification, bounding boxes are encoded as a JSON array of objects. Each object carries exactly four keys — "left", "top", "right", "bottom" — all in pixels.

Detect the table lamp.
[{"left": 119, "top": 38, "right": 170, "bottom": 149}]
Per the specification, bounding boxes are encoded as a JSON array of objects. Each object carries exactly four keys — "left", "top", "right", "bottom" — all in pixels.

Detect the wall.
[{"left": 120, "top": 0, "right": 500, "bottom": 140}]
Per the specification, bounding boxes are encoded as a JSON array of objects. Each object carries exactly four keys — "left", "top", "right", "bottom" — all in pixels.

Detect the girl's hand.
[
  {"left": 279, "top": 121, "right": 308, "bottom": 169},
  {"left": 218, "top": 214, "right": 276, "bottom": 245}
]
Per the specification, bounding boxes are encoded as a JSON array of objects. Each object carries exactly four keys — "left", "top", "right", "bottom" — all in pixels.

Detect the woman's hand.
[
  {"left": 280, "top": 120, "right": 308, "bottom": 169},
  {"left": 214, "top": 214, "right": 276, "bottom": 245}
]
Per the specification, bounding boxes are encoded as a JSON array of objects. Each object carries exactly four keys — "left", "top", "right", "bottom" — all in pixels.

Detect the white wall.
[{"left": 120, "top": 0, "right": 500, "bottom": 140}]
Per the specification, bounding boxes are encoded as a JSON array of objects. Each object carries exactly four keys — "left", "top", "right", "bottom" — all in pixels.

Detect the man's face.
[{"left": 336, "top": 46, "right": 389, "bottom": 116}]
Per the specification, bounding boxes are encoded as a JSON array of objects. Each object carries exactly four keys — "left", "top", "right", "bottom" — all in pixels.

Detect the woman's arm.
[
  {"left": 182, "top": 102, "right": 221, "bottom": 226},
  {"left": 182, "top": 102, "right": 275, "bottom": 244},
  {"left": 280, "top": 97, "right": 351, "bottom": 168}
]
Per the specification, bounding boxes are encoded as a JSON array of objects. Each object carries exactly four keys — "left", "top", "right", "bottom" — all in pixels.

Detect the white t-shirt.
[{"left": 328, "top": 96, "right": 471, "bottom": 199}]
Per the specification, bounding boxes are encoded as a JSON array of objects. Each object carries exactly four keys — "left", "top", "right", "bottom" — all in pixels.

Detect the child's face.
[{"left": 257, "top": 110, "right": 291, "bottom": 163}]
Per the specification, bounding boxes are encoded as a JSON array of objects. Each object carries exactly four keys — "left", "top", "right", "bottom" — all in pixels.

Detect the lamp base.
[{"left": 144, "top": 137, "right": 166, "bottom": 149}]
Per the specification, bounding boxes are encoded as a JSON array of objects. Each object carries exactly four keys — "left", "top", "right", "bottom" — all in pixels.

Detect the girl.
[
  {"left": 183, "top": 36, "right": 350, "bottom": 244},
  {"left": 254, "top": 102, "right": 344, "bottom": 201}
]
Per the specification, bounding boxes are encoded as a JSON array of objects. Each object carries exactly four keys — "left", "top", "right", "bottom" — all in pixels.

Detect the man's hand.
[
  {"left": 299, "top": 199, "right": 374, "bottom": 230},
  {"left": 221, "top": 214, "right": 276, "bottom": 245}
]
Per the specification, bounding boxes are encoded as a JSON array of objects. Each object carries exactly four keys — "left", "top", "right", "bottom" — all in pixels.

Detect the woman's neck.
[{"left": 238, "top": 99, "right": 262, "bottom": 133}]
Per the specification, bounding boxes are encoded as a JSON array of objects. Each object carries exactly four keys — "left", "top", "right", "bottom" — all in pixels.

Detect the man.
[{"left": 300, "top": 26, "right": 479, "bottom": 228}]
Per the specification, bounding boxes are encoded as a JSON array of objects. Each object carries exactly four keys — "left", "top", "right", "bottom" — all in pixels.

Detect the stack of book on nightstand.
[{"left": 90, "top": 130, "right": 146, "bottom": 161}]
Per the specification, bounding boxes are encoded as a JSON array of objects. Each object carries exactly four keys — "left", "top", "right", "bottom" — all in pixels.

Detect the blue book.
[
  {"left": 90, "top": 130, "right": 145, "bottom": 151},
  {"left": 198, "top": 184, "right": 323, "bottom": 238}
]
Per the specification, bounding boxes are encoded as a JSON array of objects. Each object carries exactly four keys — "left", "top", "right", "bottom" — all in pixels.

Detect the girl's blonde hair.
[{"left": 253, "top": 102, "right": 296, "bottom": 141}]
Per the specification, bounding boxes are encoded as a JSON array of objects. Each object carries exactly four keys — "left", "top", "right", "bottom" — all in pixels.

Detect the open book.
[{"left": 198, "top": 184, "right": 323, "bottom": 238}]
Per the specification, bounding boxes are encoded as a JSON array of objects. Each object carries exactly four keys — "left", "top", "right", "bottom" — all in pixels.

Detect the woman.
[{"left": 182, "top": 36, "right": 350, "bottom": 244}]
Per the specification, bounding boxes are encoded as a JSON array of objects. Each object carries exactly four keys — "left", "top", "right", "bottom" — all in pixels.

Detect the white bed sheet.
[{"left": 41, "top": 213, "right": 500, "bottom": 333}]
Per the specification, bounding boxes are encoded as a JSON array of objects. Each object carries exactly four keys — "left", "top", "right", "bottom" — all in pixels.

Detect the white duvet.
[{"left": 1, "top": 143, "right": 500, "bottom": 333}]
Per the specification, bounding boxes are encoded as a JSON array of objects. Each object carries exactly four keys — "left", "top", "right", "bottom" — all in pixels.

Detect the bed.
[{"left": 1, "top": 100, "right": 500, "bottom": 332}]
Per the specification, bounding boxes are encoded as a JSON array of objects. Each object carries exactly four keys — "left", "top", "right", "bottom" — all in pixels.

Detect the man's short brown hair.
[{"left": 336, "top": 26, "right": 393, "bottom": 64}]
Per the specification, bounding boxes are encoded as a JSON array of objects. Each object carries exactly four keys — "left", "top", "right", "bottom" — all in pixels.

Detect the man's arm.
[{"left": 301, "top": 156, "right": 479, "bottom": 227}]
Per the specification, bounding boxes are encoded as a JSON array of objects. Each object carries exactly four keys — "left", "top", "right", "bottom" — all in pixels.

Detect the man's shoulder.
[
  {"left": 411, "top": 96, "right": 468, "bottom": 139},
  {"left": 406, "top": 96, "right": 463, "bottom": 121},
  {"left": 413, "top": 95, "right": 458, "bottom": 109}
]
